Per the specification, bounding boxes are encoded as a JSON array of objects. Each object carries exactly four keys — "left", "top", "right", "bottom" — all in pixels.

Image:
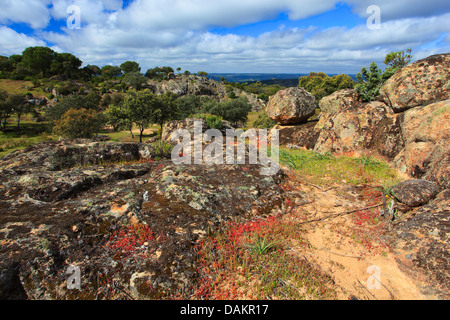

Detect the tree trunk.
[
  {"left": 139, "top": 128, "right": 144, "bottom": 143},
  {"left": 17, "top": 113, "right": 21, "bottom": 129},
  {"left": 129, "top": 125, "right": 134, "bottom": 139}
]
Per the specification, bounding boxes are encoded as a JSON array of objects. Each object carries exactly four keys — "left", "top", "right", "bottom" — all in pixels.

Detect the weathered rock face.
[
  {"left": 392, "top": 179, "right": 439, "bottom": 207},
  {"left": 266, "top": 87, "right": 316, "bottom": 125},
  {"left": 314, "top": 91, "right": 402, "bottom": 157},
  {"left": 275, "top": 121, "right": 320, "bottom": 150},
  {"left": 0, "top": 139, "right": 153, "bottom": 173},
  {"left": 0, "top": 139, "right": 285, "bottom": 299},
  {"left": 380, "top": 53, "right": 450, "bottom": 113},
  {"left": 275, "top": 54, "right": 449, "bottom": 190},
  {"left": 393, "top": 189, "right": 450, "bottom": 299},
  {"left": 394, "top": 99, "right": 450, "bottom": 189}
]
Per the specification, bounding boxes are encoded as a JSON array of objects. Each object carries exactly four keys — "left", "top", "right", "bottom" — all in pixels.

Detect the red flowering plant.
[{"left": 106, "top": 223, "right": 166, "bottom": 260}]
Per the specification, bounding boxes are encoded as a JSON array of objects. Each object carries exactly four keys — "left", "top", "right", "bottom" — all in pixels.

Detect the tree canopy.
[
  {"left": 120, "top": 61, "right": 141, "bottom": 74},
  {"left": 298, "top": 72, "right": 354, "bottom": 104}
]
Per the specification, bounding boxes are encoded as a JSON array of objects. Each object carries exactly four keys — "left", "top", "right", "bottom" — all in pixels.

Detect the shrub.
[
  {"left": 53, "top": 108, "right": 105, "bottom": 139},
  {"left": 355, "top": 62, "right": 396, "bottom": 102},
  {"left": 298, "top": 72, "right": 354, "bottom": 104},
  {"left": 152, "top": 140, "right": 174, "bottom": 159},
  {"left": 252, "top": 112, "right": 277, "bottom": 129},
  {"left": 206, "top": 114, "right": 223, "bottom": 129}
]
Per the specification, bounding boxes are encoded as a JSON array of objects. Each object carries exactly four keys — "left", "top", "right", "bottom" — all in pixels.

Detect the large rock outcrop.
[
  {"left": 0, "top": 138, "right": 285, "bottom": 300},
  {"left": 279, "top": 53, "right": 449, "bottom": 190},
  {"left": 380, "top": 54, "right": 450, "bottom": 113},
  {"left": 266, "top": 87, "right": 316, "bottom": 125},
  {"left": 313, "top": 90, "right": 402, "bottom": 157},
  {"left": 394, "top": 99, "right": 450, "bottom": 188},
  {"left": 393, "top": 189, "right": 450, "bottom": 299}
]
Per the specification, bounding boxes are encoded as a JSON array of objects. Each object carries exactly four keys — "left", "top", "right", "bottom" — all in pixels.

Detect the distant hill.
[
  {"left": 208, "top": 73, "right": 357, "bottom": 87},
  {"left": 209, "top": 73, "right": 306, "bottom": 83}
]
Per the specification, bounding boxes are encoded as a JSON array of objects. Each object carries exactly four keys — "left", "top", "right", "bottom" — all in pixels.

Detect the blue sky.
[{"left": 1, "top": 0, "right": 449, "bottom": 74}]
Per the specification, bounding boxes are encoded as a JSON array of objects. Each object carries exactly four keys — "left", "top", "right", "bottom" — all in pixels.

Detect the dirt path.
[{"left": 282, "top": 173, "right": 436, "bottom": 300}]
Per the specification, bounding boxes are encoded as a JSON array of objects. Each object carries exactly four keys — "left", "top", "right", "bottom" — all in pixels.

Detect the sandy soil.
[{"left": 282, "top": 173, "right": 437, "bottom": 300}]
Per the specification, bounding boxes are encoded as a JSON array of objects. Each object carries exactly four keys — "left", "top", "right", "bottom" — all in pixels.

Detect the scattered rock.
[
  {"left": 392, "top": 179, "right": 439, "bottom": 207},
  {"left": 266, "top": 87, "right": 316, "bottom": 125}
]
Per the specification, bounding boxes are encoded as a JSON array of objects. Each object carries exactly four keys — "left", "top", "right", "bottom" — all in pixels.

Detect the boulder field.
[
  {"left": 268, "top": 53, "right": 449, "bottom": 191},
  {"left": 266, "top": 54, "right": 449, "bottom": 298}
]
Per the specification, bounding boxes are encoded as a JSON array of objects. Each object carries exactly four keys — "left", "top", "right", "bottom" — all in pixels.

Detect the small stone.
[{"left": 392, "top": 179, "right": 439, "bottom": 207}]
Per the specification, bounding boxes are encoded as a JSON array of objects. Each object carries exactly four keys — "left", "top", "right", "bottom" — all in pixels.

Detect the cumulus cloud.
[
  {"left": 0, "top": 0, "right": 449, "bottom": 73},
  {"left": 0, "top": 27, "right": 47, "bottom": 56},
  {"left": 0, "top": 0, "right": 51, "bottom": 29}
]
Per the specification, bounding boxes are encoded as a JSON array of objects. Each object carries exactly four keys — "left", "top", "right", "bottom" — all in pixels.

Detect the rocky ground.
[
  {"left": 0, "top": 53, "right": 448, "bottom": 300},
  {"left": 0, "top": 134, "right": 448, "bottom": 300},
  {"left": 0, "top": 136, "right": 284, "bottom": 299}
]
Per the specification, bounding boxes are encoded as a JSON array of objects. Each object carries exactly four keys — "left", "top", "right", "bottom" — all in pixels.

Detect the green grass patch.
[
  {"left": 245, "top": 110, "right": 264, "bottom": 129},
  {"left": 0, "top": 121, "right": 55, "bottom": 158},
  {"left": 279, "top": 148, "right": 402, "bottom": 187},
  {"left": 0, "top": 79, "right": 49, "bottom": 97}
]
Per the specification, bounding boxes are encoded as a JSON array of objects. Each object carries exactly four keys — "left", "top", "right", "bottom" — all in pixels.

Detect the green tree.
[
  {"left": 123, "top": 71, "right": 147, "bottom": 90},
  {"left": 176, "top": 95, "right": 203, "bottom": 119},
  {"left": 9, "top": 94, "right": 32, "bottom": 129},
  {"left": 206, "top": 97, "right": 252, "bottom": 127},
  {"left": 122, "top": 89, "right": 157, "bottom": 142},
  {"left": 46, "top": 94, "right": 101, "bottom": 126},
  {"left": 298, "top": 72, "right": 354, "bottom": 104},
  {"left": 145, "top": 66, "right": 174, "bottom": 80},
  {"left": 101, "top": 65, "right": 123, "bottom": 78},
  {"left": 0, "top": 56, "right": 13, "bottom": 74},
  {"left": 384, "top": 49, "right": 413, "bottom": 69},
  {"left": 0, "top": 90, "right": 12, "bottom": 131},
  {"left": 50, "top": 52, "right": 82, "bottom": 79},
  {"left": 53, "top": 108, "right": 104, "bottom": 139},
  {"left": 355, "top": 62, "right": 396, "bottom": 102},
  {"left": 151, "top": 92, "right": 178, "bottom": 132},
  {"left": 22, "top": 46, "right": 56, "bottom": 78},
  {"left": 105, "top": 102, "right": 134, "bottom": 136},
  {"left": 120, "top": 61, "right": 141, "bottom": 74},
  {"left": 79, "top": 64, "right": 101, "bottom": 81},
  {"left": 197, "top": 71, "right": 208, "bottom": 77}
]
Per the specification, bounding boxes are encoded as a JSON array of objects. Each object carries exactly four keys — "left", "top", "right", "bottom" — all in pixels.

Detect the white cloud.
[
  {"left": 0, "top": 0, "right": 51, "bottom": 29},
  {"left": 346, "top": 0, "right": 450, "bottom": 21},
  {"left": 0, "top": 27, "right": 47, "bottom": 56},
  {"left": 1, "top": 0, "right": 449, "bottom": 73}
]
